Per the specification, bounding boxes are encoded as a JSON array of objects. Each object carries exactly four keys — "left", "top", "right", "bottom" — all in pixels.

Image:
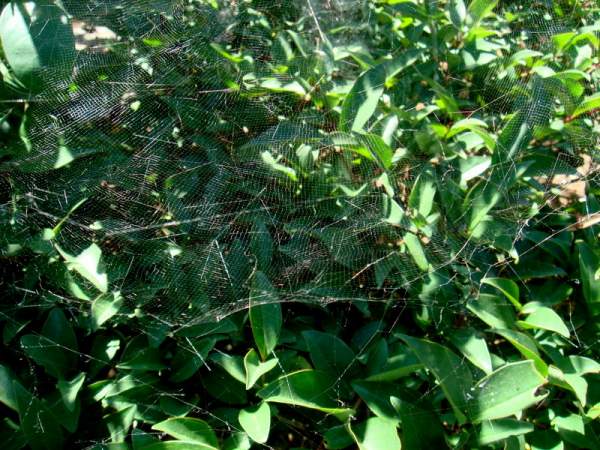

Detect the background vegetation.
[{"left": 0, "top": 0, "right": 599, "bottom": 449}]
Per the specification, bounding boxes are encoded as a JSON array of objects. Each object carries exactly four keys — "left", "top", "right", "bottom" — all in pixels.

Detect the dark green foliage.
[{"left": 0, "top": 0, "right": 599, "bottom": 449}]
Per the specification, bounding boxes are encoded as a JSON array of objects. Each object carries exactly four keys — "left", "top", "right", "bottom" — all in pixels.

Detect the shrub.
[{"left": 0, "top": 1, "right": 599, "bottom": 449}]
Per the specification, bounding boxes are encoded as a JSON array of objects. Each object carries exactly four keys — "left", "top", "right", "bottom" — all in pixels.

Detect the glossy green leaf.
[
  {"left": 468, "top": 293, "right": 516, "bottom": 329},
  {"left": 257, "top": 370, "right": 354, "bottom": 420},
  {"left": 132, "top": 429, "right": 159, "bottom": 450},
  {"left": 482, "top": 278, "right": 522, "bottom": 310},
  {"left": 561, "top": 355, "right": 600, "bottom": 375},
  {"left": 57, "top": 243, "right": 108, "bottom": 293},
  {"left": 577, "top": 241, "right": 600, "bottom": 318},
  {"left": 448, "top": 0, "right": 467, "bottom": 28},
  {"left": 468, "top": 361, "right": 547, "bottom": 422},
  {"left": 399, "top": 335, "right": 472, "bottom": 423},
  {"left": 222, "top": 432, "right": 251, "bottom": 450},
  {"left": 57, "top": 372, "right": 85, "bottom": 412},
  {"left": 249, "top": 272, "right": 282, "bottom": 360},
  {"left": 477, "top": 418, "right": 534, "bottom": 446},
  {"left": 493, "top": 328, "right": 548, "bottom": 376},
  {"left": 243, "top": 349, "right": 278, "bottom": 390},
  {"left": 91, "top": 292, "right": 123, "bottom": 329},
  {"left": 349, "top": 417, "right": 401, "bottom": 450},
  {"left": 324, "top": 425, "right": 355, "bottom": 450},
  {"left": 340, "top": 64, "right": 386, "bottom": 132},
  {"left": 211, "top": 353, "right": 246, "bottom": 384},
  {"left": 518, "top": 306, "right": 570, "bottom": 338},
  {"left": 408, "top": 171, "right": 436, "bottom": 217},
  {"left": 20, "top": 308, "right": 78, "bottom": 379},
  {"left": 152, "top": 418, "right": 218, "bottom": 449},
  {"left": 391, "top": 395, "right": 446, "bottom": 449},
  {"left": 0, "top": 364, "right": 18, "bottom": 412},
  {"left": 170, "top": 338, "right": 216, "bottom": 383},
  {"left": 449, "top": 328, "right": 493, "bottom": 374},
  {"left": 467, "top": 0, "right": 498, "bottom": 27},
  {"left": 0, "top": 1, "right": 75, "bottom": 88},
  {"left": 365, "top": 342, "right": 423, "bottom": 382},
  {"left": 548, "top": 365, "right": 588, "bottom": 406},
  {"left": 403, "top": 233, "right": 429, "bottom": 271},
  {"left": 572, "top": 92, "right": 600, "bottom": 118},
  {"left": 352, "top": 380, "right": 400, "bottom": 423},
  {"left": 105, "top": 405, "right": 136, "bottom": 443},
  {"left": 14, "top": 382, "right": 63, "bottom": 450},
  {"left": 238, "top": 403, "right": 271, "bottom": 444},
  {"left": 303, "top": 330, "right": 357, "bottom": 377}
]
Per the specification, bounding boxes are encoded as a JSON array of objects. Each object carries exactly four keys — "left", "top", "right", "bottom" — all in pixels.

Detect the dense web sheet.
[
  {"left": 0, "top": 0, "right": 599, "bottom": 448},
  {"left": 3, "top": 0, "right": 595, "bottom": 325}
]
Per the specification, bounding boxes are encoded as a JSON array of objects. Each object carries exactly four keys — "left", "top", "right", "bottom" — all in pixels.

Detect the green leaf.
[
  {"left": 365, "top": 344, "right": 423, "bottom": 382},
  {"left": 468, "top": 113, "right": 532, "bottom": 232},
  {"left": 0, "top": 1, "right": 75, "bottom": 88},
  {"left": 467, "top": 0, "right": 498, "bottom": 27},
  {"left": 382, "top": 49, "right": 419, "bottom": 80},
  {"left": 392, "top": 396, "right": 446, "bottom": 449},
  {"left": 91, "top": 292, "right": 123, "bottom": 329},
  {"left": 459, "top": 156, "right": 492, "bottom": 184},
  {"left": 399, "top": 335, "right": 472, "bottom": 423},
  {"left": 57, "top": 243, "right": 108, "bottom": 293},
  {"left": 448, "top": 0, "right": 467, "bottom": 28},
  {"left": 482, "top": 278, "right": 522, "bottom": 310},
  {"left": 468, "top": 293, "right": 516, "bottom": 329},
  {"left": 468, "top": 361, "right": 547, "bottom": 423},
  {"left": 14, "top": 382, "right": 63, "bottom": 450},
  {"left": 57, "top": 372, "right": 85, "bottom": 412},
  {"left": 20, "top": 308, "right": 78, "bottom": 379},
  {"left": 572, "top": 92, "right": 600, "bottom": 118},
  {"left": 577, "top": 241, "right": 600, "bottom": 318},
  {"left": 324, "top": 425, "right": 355, "bottom": 450},
  {"left": 170, "top": 338, "right": 216, "bottom": 383},
  {"left": 249, "top": 272, "right": 282, "bottom": 360},
  {"left": 117, "top": 347, "right": 166, "bottom": 371},
  {"left": 152, "top": 418, "right": 219, "bottom": 449},
  {"left": 561, "top": 355, "right": 600, "bottom": 375},
  {"left": 340, "top": 63, "right": 386, "bottom": 132},
  {"left": 408, "top": 170, "right": 436, "bottom": 217},
  {"left": 222, "top": 432, "right": 251, "bottom": 450},
  {"left": 477, "top": 419, "right": 534, "bottom": 446},
  {"left": 518, "top": 306, "right": 570, "bottom": 338},
  {"left": 0, "top": 364, "right": 18, "bottom": 412},
  {"left": 449, "top": 328, "right": 493, "bottom": 374},
  {"left": 141, "top": 443, "right": 217, "bottom": 450},
  {"left": 352, "top": 381, "right": 401, "bottom": 423},
  {"left": 105, "top": 405, "right": 136, "bottom": 443},
  {"left": 160, "top": 396, "right": 195, "bottom": 418},
  {"left": 202, "top": 366, "right": 247, "bottom": 405},
  {"left": 303, "top": 330, "right": 357, "bottom": 378},
  {"left": 211, "top": 353, "right": 246, "bottom": 384},
  {"left": 548, "top": 365, "right": 588, "bottom": 406},
  {"left": 447, "top": 118, "right": 489, "bottom": 138},
  {"left": 357, "top": 133, "right": 394, "bottom": 170},
  {"left": 43, "top": 308, "right": 78, "bottom": 352},
  {"left": 243, "top": 349, "right": 278, "bottom": 390},
  {"left": 553, "top": 413, "right": 600, "bottom": 449},
  {"left": 349, "top": 417, "right": 401, "bottom": 450},
  {"left": 403, "top": 233, "right": 429, "bottom": 271},
  {"left": 260, "top": 151, "right": 298, "bottom": 181},
  {"left": 238, "top": 403, "right": 271, "bottom": 444},
  {"left": 132, "top": 429, "right": 159, "bottom": 450},
  {"left": 257, "top": 370, "right": 354, "bottom": 420},
  {"left": 493, "top": 328, "right": 548, "bottom": 376}
]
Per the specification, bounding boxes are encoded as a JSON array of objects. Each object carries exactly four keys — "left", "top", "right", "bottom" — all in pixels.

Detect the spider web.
[
  {"left": 3, "top": 0, "right": 594, "bottom": 322},
  {"left": 0, "top": 0, "right": 598, "bottom": 448}
]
